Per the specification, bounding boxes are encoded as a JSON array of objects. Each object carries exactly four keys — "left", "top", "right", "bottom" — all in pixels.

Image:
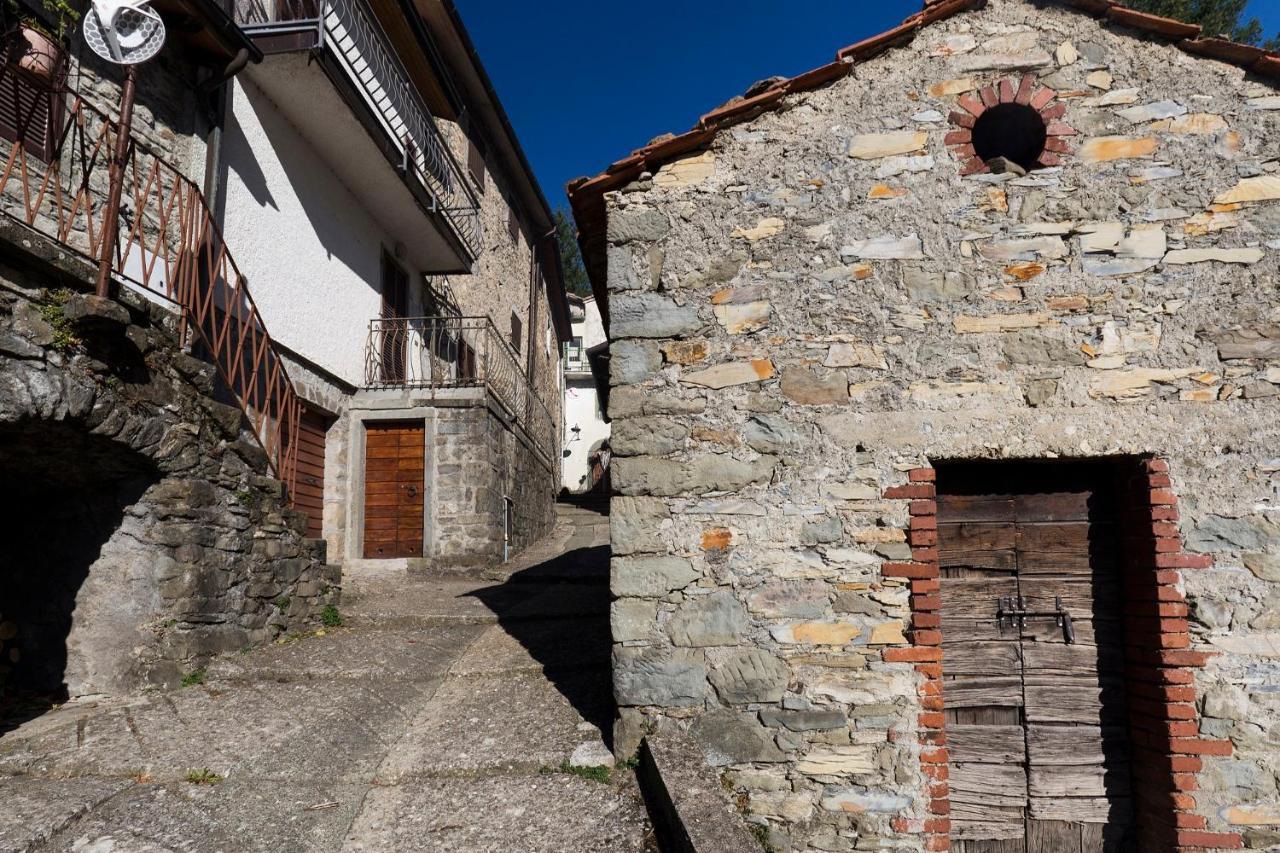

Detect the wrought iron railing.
[
  {"left": 365, "top": 316, "right": 557, "bottom": 463},
  {"left": 0, "top": 68, "right": 301, "bottom": 497},
  {"left": 233, "top": 0, "right": 482, "bottom": 260},
  {"left": 564, "top": 342, "right": 587, "bottom": 372}
]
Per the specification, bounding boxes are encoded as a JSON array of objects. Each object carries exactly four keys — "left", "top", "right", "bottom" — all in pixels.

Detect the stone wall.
[
  {"left": 0, "top": 239, "right": 339, "bottom": 697},
  {"left": 433, "top": 401, "right": 558, "bottom": 565},
  {"left": 598, "top": 2, "right": 1280, "bottom": 850}
]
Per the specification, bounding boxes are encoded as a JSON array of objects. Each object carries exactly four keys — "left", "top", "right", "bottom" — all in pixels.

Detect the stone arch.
[
  {"left": 0, "top": 264, "right": 338, "bottom": 711},
  {"left": 945, "top": 75, "right": 1077, "bottom": 175}
]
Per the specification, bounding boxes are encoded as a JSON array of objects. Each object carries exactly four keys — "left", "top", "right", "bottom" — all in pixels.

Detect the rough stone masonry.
[
  {"left": 581, "top": 1, "right": 1280, "bottom": 850},
  {"left": 0, "top": 238, "right": 339, "bottom": 697}
]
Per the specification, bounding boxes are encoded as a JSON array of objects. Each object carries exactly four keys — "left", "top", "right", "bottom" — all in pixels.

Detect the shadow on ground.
[{"left": 466, "top": 542, "right": 616, "bottom": 749}]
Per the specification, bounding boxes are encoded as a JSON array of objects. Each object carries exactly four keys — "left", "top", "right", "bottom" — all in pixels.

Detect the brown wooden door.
[
  {"left": 938, "top": 466, "right": 1133, "bottom": 853},
  {"left": 294, "top": 405, "right": 331, "bottom": 539},
  {"left": 362, "top": 421, "right": 424, "bottom": 558}
]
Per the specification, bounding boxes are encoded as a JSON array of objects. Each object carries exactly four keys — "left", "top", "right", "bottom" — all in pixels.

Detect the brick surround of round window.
[{"left": 945, "top": 74, "right": 1077, "bottom": 175}]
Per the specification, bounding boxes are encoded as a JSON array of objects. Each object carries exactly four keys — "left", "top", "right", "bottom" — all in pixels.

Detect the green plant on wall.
[{"left": 6, "top": 0, "right": 81, "bottom": 41}]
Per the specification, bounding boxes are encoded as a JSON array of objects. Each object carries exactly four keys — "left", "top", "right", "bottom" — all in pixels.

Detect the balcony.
[
  {"left": 232, "top": 0, "right": 481, "bottom": 269},
  {"left": 0, "top": 68, "right": 301, "bottom": 497},
  {"left": 365, "top": 316, "right": 557, "bottom": 463},
  {"left": 564, "top": 343, "right": 587, "bottom": 373}
]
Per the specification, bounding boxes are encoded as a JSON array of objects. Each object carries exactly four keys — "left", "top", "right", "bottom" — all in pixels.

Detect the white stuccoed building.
[{"left": 561, "top": 294, "right": 609, "bottom": 493}]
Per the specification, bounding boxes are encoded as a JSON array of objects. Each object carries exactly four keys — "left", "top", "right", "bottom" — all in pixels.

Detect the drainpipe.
[
  {"left": 502, "top": 495, "right": 514, "bottom": 562},
  {"left": 199, "top": 48, "right": 252, "bottom": 225}
]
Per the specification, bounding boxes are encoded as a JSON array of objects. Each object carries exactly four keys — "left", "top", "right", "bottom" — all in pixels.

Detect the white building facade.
[
  {"left": 561, "top": 295, "right": 609, "bottom": 493},
  {"left": 218, "top": 0, "right": 570, "bottom": 567}
]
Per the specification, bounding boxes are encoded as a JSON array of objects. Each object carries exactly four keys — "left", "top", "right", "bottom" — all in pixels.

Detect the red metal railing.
[{"left": 0, "top": 68, "right": 301, "bottom": 496}]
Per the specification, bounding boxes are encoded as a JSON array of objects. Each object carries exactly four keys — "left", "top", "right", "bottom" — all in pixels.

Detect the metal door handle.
[
  {"left": 405, "top": 485, "right": 418, "bottom": 497},
  {"left": 996, "top": 595, "right": 1075, "bottom": 643}
]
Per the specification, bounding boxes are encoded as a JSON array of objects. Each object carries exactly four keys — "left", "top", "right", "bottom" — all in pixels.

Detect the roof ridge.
[{"left": 567, "top": 0, "right": 1280, "bottom": 316}]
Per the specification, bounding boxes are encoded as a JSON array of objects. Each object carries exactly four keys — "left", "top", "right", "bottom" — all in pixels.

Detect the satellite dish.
[{"left": 83, "top": 0, "right": 166, "bottom": 65}]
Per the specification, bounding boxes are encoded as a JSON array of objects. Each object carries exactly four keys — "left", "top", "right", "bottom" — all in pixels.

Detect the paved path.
[{"left": 0, "top": 506, "right": 650, "bottom": 852}]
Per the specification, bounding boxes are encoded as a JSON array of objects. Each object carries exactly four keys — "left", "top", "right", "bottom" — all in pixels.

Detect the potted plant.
[{"left": 7, "top": 0, "right": 79, "bottom": 85}]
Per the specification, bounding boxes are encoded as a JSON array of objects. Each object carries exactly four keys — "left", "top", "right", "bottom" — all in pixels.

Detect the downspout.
[{"left": 199, "top": 48, "right": 252, "bottom": 225}]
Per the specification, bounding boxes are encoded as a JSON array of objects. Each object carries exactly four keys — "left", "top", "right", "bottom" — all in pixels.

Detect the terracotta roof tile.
[
  {"left": 1181, "top": 37, "right": 1267, "bottom": 66},
  {"left": 783, "top": 59, "right": 853, "bottom": 93},
  {"left": 698, "top": 87, "right": 787, "bottom": 127},
  {"left": 1105, "top": 6, "right": 1201, "bottom": 39},
  {"left": 567, "top": 0, "right": 1280, "bottom": 321},
  {"left": 837, "top": 16, "right": 923, "bottom": 62}
]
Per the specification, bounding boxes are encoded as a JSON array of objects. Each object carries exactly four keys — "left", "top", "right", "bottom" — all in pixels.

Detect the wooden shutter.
[
  {"left": 507, "top": 205, "right": 519, "bottom": 243},
  {"left": 0, "top": 69, "right": 60, "bottom": 163},
  {"left": 467, "top": 134, "right": 486, "bottom": 191}
]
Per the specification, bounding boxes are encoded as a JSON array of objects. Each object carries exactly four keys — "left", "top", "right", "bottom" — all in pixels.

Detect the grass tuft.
[
  {"left": 179, "top": 668, "right": 206, "bottom": 688},
  {"left": 320, "top": 605, "right": 342, "bottom": 628},
  {"left": 539, "top": 760, "right": 611, "bottom": 783},
  {"left": 184, "top": 768, "right": 222, "bottom": 785}
]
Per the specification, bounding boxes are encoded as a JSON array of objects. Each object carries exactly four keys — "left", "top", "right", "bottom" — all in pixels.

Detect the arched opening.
[
  {"left": 971, "top": 102, "right": 1048, "bottom": 172},
  {"left": 0, "top": 420, "right": 159, "bottom": 732}
]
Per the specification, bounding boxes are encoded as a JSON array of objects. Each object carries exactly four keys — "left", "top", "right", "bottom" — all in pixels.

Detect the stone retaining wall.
[
  {"left": 600, "top": 2, "right": 1280, "bottom": 850},
  {"left": 0, "top": 242, "right": 339, "bottom": 697}
]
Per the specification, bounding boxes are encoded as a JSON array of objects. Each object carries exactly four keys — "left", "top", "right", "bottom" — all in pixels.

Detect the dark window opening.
[
  {"left": 510, "top": 311, "right": 522, "bottom": 354},
  {"left": 466, "top": 133, "right": 486, "bottom": 192},
  {"left": 379, "top": 252, "right": 409, "bottom": 383},
  {"left": 507, "top": 205, "right": 520, "bottom": 243},
  {"left": 971, "top": 102, "right": 1047, "bottom": 172}
]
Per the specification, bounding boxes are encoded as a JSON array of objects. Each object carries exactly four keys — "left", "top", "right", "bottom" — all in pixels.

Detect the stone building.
[
  {"left": 222, "top": 0, "right": 570, "bottom": 567},
  {"left": 568, "top": 1, "right": 1280, "bottom": 850}
]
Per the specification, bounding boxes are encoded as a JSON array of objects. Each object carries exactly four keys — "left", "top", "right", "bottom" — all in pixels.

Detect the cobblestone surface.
[{"left": 0, "top": 507, "right": 651, "bottom": 852}]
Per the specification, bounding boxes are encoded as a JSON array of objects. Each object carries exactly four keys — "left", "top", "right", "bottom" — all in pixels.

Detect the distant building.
[{"left": 561, "top": 294, "right": 609, "bottom": 492}]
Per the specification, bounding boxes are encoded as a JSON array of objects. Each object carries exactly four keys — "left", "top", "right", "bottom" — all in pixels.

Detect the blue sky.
[{"left": 456, "top": 0, "right": 1280, "bottom": 213}]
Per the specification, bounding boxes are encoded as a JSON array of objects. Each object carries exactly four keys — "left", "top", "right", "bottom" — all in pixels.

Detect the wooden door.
[
  {"left": 294, "top": 405, "right": 331, "bottom": 539},
  {"left": 362, "top": 421, "right": 424, "bottom": 558},
  {"left": 938, "top": 466, "right": 1133, "bottom": 853}
]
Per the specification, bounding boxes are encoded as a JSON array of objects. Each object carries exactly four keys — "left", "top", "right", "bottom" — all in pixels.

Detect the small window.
[
  {"left": 972, "top": 103, "right": 1048, "bottom": 173},
  {"left": 466, "top": 133, "right": 486, "bottom": 192},
  {"left": 510, "top": 311, "right": 522, "bottom": 353},
  {"left": 0, "top": 67, "right": 62, "bottom": 163}
]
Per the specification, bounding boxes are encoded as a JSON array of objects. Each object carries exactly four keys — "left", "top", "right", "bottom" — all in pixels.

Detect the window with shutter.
[
  {"left": 0, "top": 68, "right": 61, "bottom": 163},
  {"left": 507, "top": 205, "right": 519, "bottom": 243},
  {"left": 466, "top": 134, "right": 486, "bottom": 192}
]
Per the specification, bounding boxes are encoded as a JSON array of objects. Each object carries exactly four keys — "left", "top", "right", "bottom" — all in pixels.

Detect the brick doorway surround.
[{"left": 880, "top": 458, "right": 1243, "bottom": 853}]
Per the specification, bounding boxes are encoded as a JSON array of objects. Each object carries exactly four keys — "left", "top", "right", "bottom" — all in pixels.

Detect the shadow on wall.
[
  {"left": 0, "top": 421, "right": 160, "bottom": 736},
  {"left": 222, "top": 77, "right": 380, "bottom": 288},
  {"left": 465, "top": 543, "right": 616, "bottom": 748}
]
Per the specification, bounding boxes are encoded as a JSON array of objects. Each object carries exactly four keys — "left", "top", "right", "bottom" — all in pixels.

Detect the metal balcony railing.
[
  {"left": 365, "top": 316, "right": 557, "bottom": 463},
  {"left": 233, "top": 0, "right": 482, "bottom": 260},
  {"left": 0, "top": 64, "right": 301, "bottom": 498},
  {"left": 564, "top": 343, "right": 586, "bottom": 372}
]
